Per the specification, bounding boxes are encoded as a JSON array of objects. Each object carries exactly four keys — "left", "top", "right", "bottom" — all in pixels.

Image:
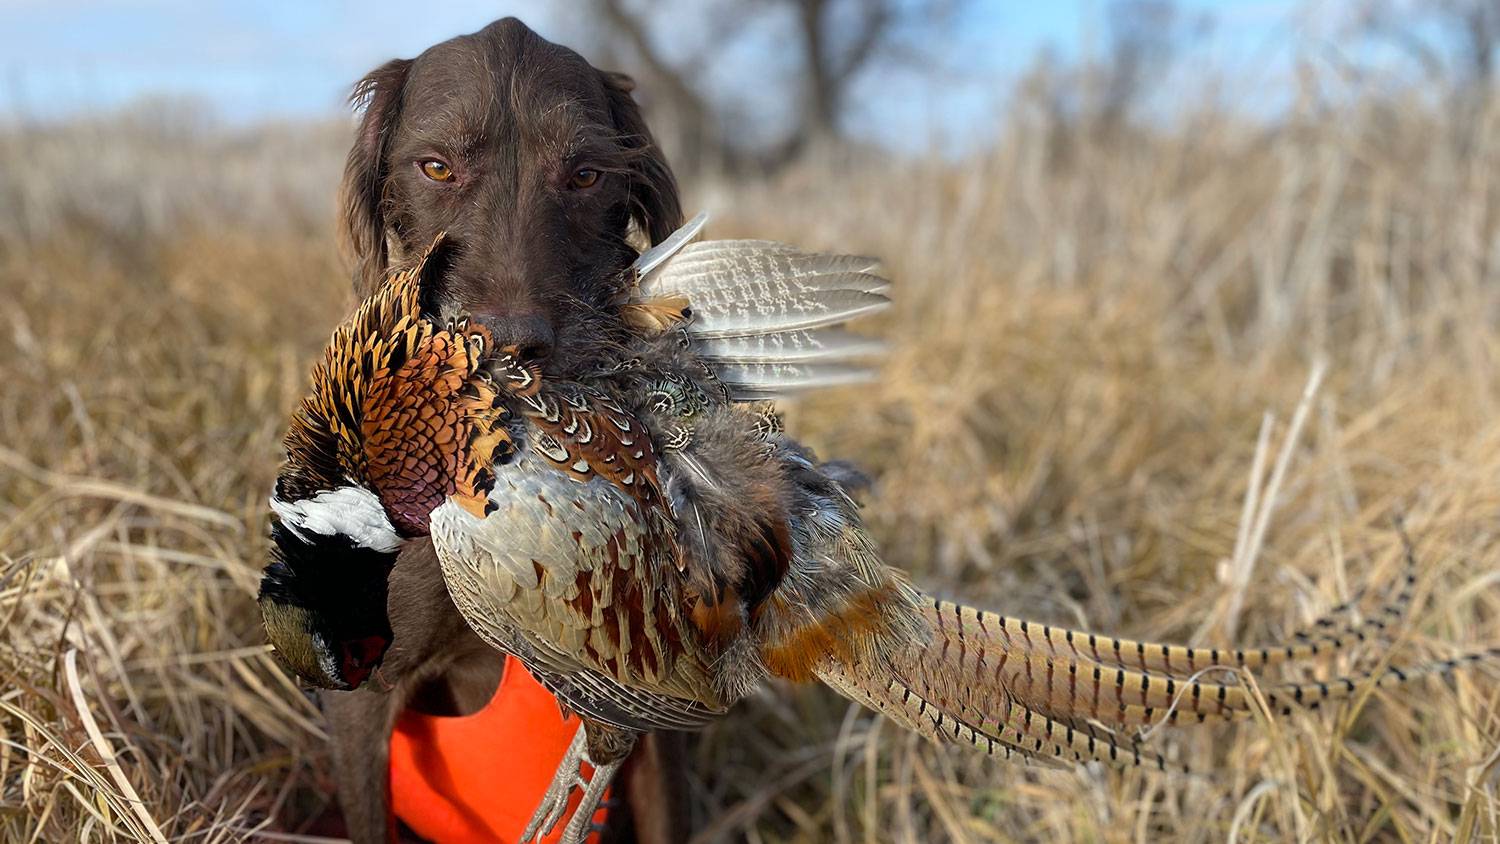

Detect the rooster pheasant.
[{"left": 261, "top": 215, "right": 1490, "bottom": 844}]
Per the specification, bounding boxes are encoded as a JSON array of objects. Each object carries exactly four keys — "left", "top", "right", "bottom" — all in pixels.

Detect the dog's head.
[{"left": 338, "top": 17, "right": 682, "bottom": 373}]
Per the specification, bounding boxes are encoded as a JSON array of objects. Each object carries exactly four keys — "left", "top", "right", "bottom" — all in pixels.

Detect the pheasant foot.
[{"left": 522, "top": 724, "right": 632, "bottom": 844}]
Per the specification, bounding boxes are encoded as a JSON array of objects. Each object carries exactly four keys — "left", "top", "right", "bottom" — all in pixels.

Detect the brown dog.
[{"left": 323, "top": 17, "right": 687, "bottom": 844}]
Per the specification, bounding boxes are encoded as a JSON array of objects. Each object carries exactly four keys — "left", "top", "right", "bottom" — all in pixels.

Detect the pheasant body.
[
  {"left": 431, "top": 393, "right": 731, "bottom": 728},
  {"left": 260, "top": 217, "right": 1491, "bottom": 843}
]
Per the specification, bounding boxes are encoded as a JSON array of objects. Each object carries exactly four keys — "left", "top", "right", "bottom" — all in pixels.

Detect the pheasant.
[{"left": 260, "top": 216, "right": 1492, "bottom": 844}]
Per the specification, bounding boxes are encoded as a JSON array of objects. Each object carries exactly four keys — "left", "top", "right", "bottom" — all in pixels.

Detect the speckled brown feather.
[
  {"left": 507, "top": 363, "right": 669, "bottom": 516},
  {"left": 279, "top": 234, "right": 511, "bottom": 531}
]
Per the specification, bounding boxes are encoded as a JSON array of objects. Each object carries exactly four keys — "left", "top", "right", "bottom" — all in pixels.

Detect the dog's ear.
[
  {"left": 339, "top": 59, "right": 413, "bottom": 296},
  {"left": 599, "top": 70, "right": 683, "bottom": 247}
]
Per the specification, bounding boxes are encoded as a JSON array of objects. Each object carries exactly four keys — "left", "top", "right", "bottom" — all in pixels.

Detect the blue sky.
[{"left": 0, "top": 1, "right": 1352, "bottom": 137}]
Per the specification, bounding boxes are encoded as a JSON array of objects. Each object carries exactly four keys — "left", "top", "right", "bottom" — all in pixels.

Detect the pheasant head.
[{"left": 259, "top": 235, "right": 514, "bottom": 689}]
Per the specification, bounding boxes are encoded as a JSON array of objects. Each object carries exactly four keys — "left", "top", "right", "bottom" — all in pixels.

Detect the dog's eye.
[
  {"left": 421, "top": 160, "right": 454, "bottom": 182},
  {"left": 569, "top": 169, "right": 601, "bottom": 190}
]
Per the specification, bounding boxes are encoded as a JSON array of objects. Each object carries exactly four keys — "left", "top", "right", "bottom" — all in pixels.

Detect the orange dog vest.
[{"left": 390, "top": 656, "right": 608, "bottom": 844}]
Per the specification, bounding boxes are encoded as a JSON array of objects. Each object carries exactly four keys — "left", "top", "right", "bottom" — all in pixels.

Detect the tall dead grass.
[{"left": 3, "top": 85, "right": 1500, "bottom": 843}]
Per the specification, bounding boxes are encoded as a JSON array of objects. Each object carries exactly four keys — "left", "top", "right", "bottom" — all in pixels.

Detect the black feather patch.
[{"left": 261, "top": 521, "right": 398, "bottom": 644}]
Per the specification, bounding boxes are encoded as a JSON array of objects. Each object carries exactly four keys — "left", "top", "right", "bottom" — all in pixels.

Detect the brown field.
[{"left": 4, "top": 89, "right": 1500, "bottom": 843}]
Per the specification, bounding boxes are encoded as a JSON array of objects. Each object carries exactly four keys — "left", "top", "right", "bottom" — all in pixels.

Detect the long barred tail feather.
[
  {"left": 920, "top": 593, "right": 1496, "bottom": 729},
  {"left": 920, "top": 540, "right": 1415, "bottom": 685},
  {"left": 816, "top": 659, "right": 1180, "bottom": 772},
  {"left": 1287, "top": 533, "right": 1416, "bottom": 644},
  {"left": 1283, "top": 528, "right": 1417, "bottom": 649},
  {"left": 1116, "top": 648, "right": 1500, "bottom": 727},
  {"left": 815, "top": 573, "right": 1495, "bottom": 771},
  {"left": 818, "top": 660, "right": 1185, "bottom": 772},
  {"left": 916, "top": 597, "right": 1389, "bottom": 724}
]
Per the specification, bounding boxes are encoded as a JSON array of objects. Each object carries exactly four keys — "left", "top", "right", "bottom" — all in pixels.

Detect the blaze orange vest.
[{"left": 390, "top": 656, "right": 609, "bottom": 844}]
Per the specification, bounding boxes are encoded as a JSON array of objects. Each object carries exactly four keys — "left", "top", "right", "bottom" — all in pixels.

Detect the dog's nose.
[{"left": 475, "top": 313, "right": 555, "bottom": 361}]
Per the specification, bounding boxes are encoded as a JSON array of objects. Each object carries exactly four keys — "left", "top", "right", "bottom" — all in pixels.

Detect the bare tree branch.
[
  {"left": 584, "top": 0, "right": 962, "bottom": 170},
  {"left": 832, "top": 0, "right": 895, "bottom": 87},
  {"left": 594, "top": 0, "right": 723, "bottom": 170}
]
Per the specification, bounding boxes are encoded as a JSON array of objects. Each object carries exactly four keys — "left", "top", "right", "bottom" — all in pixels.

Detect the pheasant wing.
[{"left": 627, "top": 214, "right": 893, "bottom": 400}]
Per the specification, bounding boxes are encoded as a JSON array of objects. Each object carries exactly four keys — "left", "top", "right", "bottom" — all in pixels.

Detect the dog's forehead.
[{"left": 407, "top": 25, "right": 609, "bottom": 127}]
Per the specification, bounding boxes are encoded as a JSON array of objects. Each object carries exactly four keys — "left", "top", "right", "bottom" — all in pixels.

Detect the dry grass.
[{"left": 4, "top": 85, "right": 1500, "bottom": 843}]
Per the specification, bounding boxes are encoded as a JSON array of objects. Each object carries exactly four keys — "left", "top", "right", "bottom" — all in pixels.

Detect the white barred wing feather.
[{"left": 632, "top": 216, "right": 893, "bottom": 400}]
